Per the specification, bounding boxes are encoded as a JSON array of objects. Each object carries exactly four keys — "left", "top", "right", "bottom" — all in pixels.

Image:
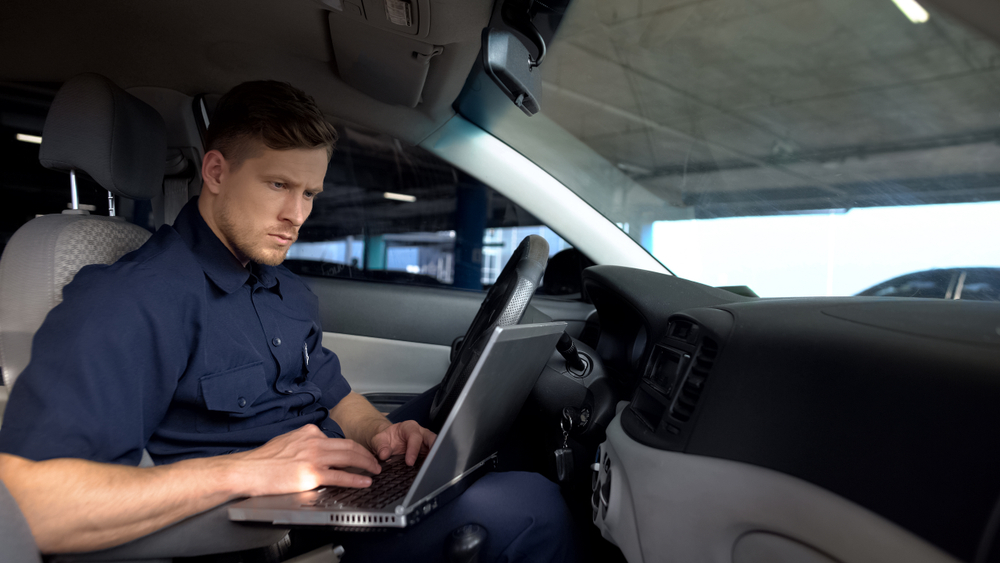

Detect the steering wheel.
[{"left": 428, "top": 235, "right": 550, "bottom": 430}]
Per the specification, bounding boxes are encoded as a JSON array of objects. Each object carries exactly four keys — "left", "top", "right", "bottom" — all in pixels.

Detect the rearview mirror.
[{"left": 481, "top": 28, "right": 542, "bottom": 116}]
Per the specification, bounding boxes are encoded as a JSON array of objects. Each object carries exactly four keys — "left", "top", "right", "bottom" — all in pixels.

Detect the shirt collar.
[
  {"left": 173, "top": 198, "right": 251, "bottom": 294},
  {"left": 250, "top": 261, "right": 281, "bottom": 292}
]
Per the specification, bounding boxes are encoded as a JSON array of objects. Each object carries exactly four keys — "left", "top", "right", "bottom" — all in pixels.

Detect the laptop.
[{"left": 228, "top": 321, "right": 566, "bottom": 529}]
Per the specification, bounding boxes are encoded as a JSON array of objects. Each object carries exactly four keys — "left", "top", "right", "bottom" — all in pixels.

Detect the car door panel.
[
  {"left": 304, "top": 277, "right": 596, "bottom": 398},
  {"left": 305, "top": 277, "right": 482, "bottom": 346},
  {"left": 323, "top": 331, "right": 449, "bottom": 396}
]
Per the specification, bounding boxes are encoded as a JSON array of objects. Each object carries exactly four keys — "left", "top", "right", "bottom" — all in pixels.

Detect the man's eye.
[
  {"left": 305, "top": 191, "right": 317, "bottom": 199},
  {"left": 271, "top": 182, "right": 285, "bottom": 189}
]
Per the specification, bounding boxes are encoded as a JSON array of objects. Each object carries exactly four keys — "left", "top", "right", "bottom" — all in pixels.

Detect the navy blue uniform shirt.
[{"left": 0, "top": 199, "right": 351, "bottom": 465}]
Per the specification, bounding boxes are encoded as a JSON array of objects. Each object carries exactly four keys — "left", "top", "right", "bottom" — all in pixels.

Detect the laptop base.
[{"left": 229, "top": 456, "right": 498, "bottom": 530}]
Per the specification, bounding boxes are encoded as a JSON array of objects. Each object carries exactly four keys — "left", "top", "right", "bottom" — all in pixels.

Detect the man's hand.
[
  {"left": 226, "top": 424, "right": 383, "bottom": 497},
  {"left": 369, "top": 420, "right": 437, "bottom": 466},
  {"left": 328, "top": 392, "right": 437, "bottom": 466}
]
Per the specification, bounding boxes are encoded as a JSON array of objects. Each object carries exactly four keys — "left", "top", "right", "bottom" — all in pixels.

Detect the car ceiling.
[
  {"left": 539, "top": 0, "right": 1000, "bottom": 218},
  {"left": 3, "top": 0, "right": 999, "bottom": 227},
  {"left": 0, "top": 0, "right": 492, "bottom": 146}
]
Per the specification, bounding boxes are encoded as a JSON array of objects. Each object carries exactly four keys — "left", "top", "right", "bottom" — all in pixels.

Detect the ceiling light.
[
  {"left": 891, "top": 0, "right": 929, "bottom": 23},
  {"left": 16, "top": 133, "right": 42, "bottom": 144},
  {"left": 383, "top": 192, "right": 416, "bottom": 202}
]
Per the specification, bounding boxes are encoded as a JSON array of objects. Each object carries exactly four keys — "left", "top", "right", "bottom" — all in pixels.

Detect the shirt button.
[
  {"left": 237, "top": 397, "right": 247, "bottom": 408},
  {"left": 272, "top": 337, "right": 282, "bottom": 347}
]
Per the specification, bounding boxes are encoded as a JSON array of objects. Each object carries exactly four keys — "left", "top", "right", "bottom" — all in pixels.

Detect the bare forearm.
[
  {"left": 328, "top": 392, "right": 391, "bottom": 450},
  {"left": 0, "top": 425, "right": 381, "bottom": 554},
  {"left": 0, "top": 453, "right": 239, "bottom": 553}
]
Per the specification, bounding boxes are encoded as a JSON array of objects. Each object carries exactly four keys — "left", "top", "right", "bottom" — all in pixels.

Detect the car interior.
[{"left": 1, "top": 0, "right": 999, "bottom": 562}]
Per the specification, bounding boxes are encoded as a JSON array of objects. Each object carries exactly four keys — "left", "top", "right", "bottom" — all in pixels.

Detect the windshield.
[{"left": 501, "top": 0, "right": 1000, "bottom": 299}]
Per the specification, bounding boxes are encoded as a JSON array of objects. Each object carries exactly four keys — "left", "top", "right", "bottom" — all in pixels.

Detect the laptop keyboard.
[{"left": 311, "top": 456, "right": 424, "bottom": 510}]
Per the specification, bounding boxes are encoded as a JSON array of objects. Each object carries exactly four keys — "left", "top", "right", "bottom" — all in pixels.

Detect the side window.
[
  {"left": 868, "top": 270, "right": 954, "bottom": 299},
  {"left": 957, "top": 269, "right": 1000, "bottom": 302},
  {"left": 285, "top": 126, "right": 579, "bottom": 294}
]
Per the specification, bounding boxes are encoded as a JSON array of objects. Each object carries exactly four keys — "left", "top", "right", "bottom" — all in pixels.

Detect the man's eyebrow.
[{"left": 261, "top": 174, "right": 299, "bottom": 186}]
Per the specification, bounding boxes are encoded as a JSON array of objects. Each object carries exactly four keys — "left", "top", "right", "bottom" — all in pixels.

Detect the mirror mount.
[
  {"left": 481, "top": 0, "right": 546, "bottom": 116},
  {"left": 481, "top": 30, "right": 543, "bottom": 116},
  {"left": 500, "top": 0, "right": 546, "bottom": 68}
]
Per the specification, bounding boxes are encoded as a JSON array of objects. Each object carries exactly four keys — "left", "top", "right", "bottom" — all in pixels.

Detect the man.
[{"left": 0, "top": 81, "right": 573, "bottom": 561}]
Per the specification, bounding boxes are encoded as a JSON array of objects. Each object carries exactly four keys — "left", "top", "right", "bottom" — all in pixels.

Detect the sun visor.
[{"left": 328, "top": 7, "right": 442, "bottom": 108}]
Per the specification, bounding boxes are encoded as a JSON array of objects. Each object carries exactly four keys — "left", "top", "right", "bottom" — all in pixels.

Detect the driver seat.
[{"left": 0, "top": 73, "right": 165, "bottom": 424}]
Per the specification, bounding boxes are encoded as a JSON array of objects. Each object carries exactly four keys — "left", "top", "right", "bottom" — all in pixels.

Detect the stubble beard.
[{"left": 217, "top": 204, "right": 296, "bottom": 267}]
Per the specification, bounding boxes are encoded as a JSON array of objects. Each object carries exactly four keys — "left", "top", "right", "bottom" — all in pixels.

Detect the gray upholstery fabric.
[
  {"left": 0, "top": 480, "right": 42, "bottom": 563},
  {"left": 0, "top": 215, "right": 151, "bottom": 387},
  {"left": 52, "top": 219, "right": 152, "bottom": 305},
  {"left": 39, "top": 74, "right": 166, "bottom": 200}
]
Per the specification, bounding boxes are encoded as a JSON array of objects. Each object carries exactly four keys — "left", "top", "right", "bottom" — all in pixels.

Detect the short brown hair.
[{"left": 205, "top": 81, "right": 338, "bottom": 167}]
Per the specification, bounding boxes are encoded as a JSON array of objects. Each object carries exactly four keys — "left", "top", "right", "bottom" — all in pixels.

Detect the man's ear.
[{"left": 201, "top": 150, "right": 227, "bottom": 195}]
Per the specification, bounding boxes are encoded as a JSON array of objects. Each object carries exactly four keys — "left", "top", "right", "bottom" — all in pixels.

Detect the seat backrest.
[
  {"left": 0, "top": 73, "right": 166, "bottom": 389},
  {"left": 0, "top": 215, "right": 152, "bottom": 387}
]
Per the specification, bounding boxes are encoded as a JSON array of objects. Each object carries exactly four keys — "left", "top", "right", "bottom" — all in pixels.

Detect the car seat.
[{"left": 0, "top": 73, "right": 164, "bottom": 423}]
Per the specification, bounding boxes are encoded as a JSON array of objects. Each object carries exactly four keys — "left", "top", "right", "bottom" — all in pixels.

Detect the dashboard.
[{"left": 543, "top": 265, "right": 1000, "bottom": 563}]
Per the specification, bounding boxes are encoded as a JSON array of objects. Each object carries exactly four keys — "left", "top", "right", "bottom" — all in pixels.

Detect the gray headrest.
[{"left": 39, "top": 73, "right": 166, "bottom": 200}]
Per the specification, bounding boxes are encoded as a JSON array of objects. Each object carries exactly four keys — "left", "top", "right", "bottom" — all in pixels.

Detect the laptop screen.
[{"left": 402, "top": 322, "right": 565, "bottom": 506}]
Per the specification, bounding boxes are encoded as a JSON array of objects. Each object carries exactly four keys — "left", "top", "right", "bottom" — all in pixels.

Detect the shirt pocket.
[{"left": 197, "top": 362, "right": 269, "bottom": 432}]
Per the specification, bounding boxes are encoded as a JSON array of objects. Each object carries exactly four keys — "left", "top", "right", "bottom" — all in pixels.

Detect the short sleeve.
[{"left": 0, "top": 261, "right": 196, "bottom": 465}]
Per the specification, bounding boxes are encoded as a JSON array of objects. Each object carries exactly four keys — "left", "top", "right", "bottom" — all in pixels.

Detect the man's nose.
[{"left": 279, "top": 193, "right": 307, "bottom": 227}]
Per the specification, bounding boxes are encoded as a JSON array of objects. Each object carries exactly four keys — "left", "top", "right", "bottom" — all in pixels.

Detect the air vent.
[
  {"left": 329, "top": 513, "right": 396, "bottom": 524},
  {"left": 668, "top": 320, "right": 696, "bottom": 342},
  {"left": 644, "top": 345, "right": 685, "bottom": 396},
  {"left": 670, "top": 338, "right": 719, "bottom": 422}
]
